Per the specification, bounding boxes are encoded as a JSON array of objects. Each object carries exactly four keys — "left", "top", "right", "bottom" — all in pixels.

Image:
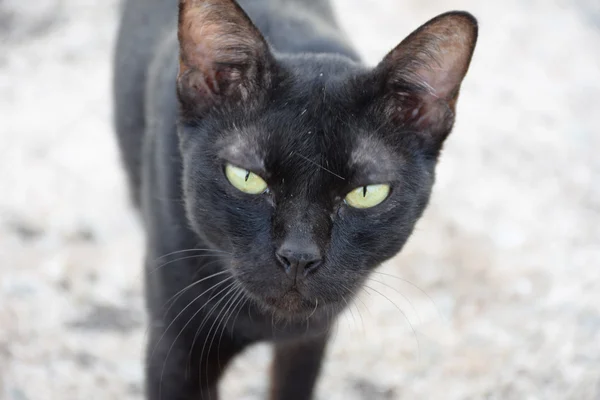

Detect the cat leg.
[
  {"left": 145, "top": 323, "right": 244, "bottom": 400},
  {"left": 269, "top": 334, "right": 329, "bottom": 400}
]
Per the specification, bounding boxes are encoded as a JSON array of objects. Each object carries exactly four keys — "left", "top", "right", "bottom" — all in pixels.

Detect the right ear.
[
  {"left": 372, "top": 11, "right": 478, "bottom": 153},
  {"left": 177, "top": 0, "right": 274, "bottom": 118}
]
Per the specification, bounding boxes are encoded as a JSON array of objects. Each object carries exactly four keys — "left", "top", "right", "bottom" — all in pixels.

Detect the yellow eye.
[
  {"left": 225, "top": 164, "right": 268, "bottom": 194},
  {"left": 345, "top": 184, "right": 390, "bottom": 209}
]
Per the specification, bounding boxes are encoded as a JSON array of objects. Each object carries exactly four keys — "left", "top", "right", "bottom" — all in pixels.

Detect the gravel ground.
[{"left": 1, "top": 0, "right": 599, "bottom": 399}]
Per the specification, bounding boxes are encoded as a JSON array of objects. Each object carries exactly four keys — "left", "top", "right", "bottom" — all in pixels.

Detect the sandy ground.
[{"left": 1, "top": 0, "right": 599, "bottom": 399}]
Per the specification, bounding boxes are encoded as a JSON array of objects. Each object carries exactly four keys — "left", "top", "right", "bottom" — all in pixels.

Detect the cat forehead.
[
  {"left": 350, "top": 135, "right": 398, "bottom": 178},
  {"left": 217, "top": 127, "right": 264, "bottom": 171},
  {"left": 219, "top": 126, "right": 398, "bottom": 182}
]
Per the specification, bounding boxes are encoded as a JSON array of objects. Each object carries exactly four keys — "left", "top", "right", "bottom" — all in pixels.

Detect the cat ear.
[
  {"left": 177, "top": 0, "right": 274, "bottom": 117},
  {"left": 376, "top": 11, "right": 478, "bottom": 151}
]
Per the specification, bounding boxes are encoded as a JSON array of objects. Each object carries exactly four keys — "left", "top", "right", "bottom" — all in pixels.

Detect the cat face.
[{"left": 176, "top": 0, "right": 477, "bottom": 318}]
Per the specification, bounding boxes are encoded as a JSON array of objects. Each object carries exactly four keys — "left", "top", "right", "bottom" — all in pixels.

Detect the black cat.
[{"left": 113, "top": 0, "right": 478, "bottom": 399}]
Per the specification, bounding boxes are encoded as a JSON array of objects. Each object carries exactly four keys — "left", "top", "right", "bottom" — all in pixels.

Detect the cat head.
[{"left": 176, "top": 0, "right": 477, "bottom": 318}]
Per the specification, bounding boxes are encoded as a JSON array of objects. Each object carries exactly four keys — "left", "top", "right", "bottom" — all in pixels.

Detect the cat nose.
[{"left": 276, "top": 241, "right": 323, "bottom": 279}]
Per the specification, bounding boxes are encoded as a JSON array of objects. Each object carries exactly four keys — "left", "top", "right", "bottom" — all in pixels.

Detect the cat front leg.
[{"left": 269, "top": 333, "right": 329, "bottom": 400}]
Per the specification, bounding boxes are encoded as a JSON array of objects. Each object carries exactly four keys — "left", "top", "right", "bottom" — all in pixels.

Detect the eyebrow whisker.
[{"left": 291, "top": 151, "right": 346, "bottom": 181}]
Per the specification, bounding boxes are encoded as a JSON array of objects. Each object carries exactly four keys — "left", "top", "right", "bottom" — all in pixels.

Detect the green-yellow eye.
[
  {"left": 225, "top": 164, "right": 268, "bottom": 194},
  {"left": 345, "top": 184, "right": 390, "bottom": 209}
]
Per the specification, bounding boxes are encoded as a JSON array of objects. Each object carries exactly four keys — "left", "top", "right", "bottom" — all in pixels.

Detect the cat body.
[{"left": 113, "top": 0, "right": 477, "bottom": 399}]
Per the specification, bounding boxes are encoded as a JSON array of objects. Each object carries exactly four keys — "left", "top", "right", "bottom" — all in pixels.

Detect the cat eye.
[
  {"left": 225, "top": 164, "right": 268, "bottom": 194},
  {"left": 344, "top": 184, "right": 390, "bottom": 209}
]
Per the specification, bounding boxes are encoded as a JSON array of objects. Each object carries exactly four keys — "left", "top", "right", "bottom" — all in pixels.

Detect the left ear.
[
  {"left": 375, "top": 11, "right": 478, "bottom": 151},
  {"left": 176, "top": 0, "right": 274, "bottom": 119}
]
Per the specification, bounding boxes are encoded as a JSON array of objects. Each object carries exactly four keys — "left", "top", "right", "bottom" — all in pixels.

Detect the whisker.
[
  {"left": 291, "top": 151, "right": 345, "bottom": 181},
  {"left": 363, "top": 284, "right": 420, "bottom": 362},
  {"left": 371, "top": 270, "right": 444, "bottom": 321},
  {"left": 140, "top": 260, "right": 229, "bottom": 351},
  {"left": 152, "top": 276, "right": 234, "bottom": 366},
  {"left": 329, "top": 306, "right": 340, "bottom": 344},
  {"left": 367, "top": 277, "right": 421, "bottom": 324},
  {"left": 336, "top": 283, "right": 366, "bottom": 337},
  {"left": 148, "top": 253, "right": 231, "bottom": 277},
  {"left": 152, "top": 248, "right": 233, "bottom": 263},
  {"left": 341, "top": 295, "right": 357, "bottom": 330},
  {"left": 187, "top": 270, "right": 248, "bottom": 374},
  {"left": 353, "top": 301, "right": 366, "bottom": 337},
  {"left": 200, "top": 285, "right": 242, "bottom": 394},
  {"left": 158, "top": 280, "right": 237, "bottom": 400},
  {"left": 187, "top": 283, "right": 239, "bottom": 372},
  {"left": 189, "top": 258, "right": 229, "bottom": 283},
  {"left": 307, "top": 298, "right": 319, "bottom": 320},
  {"left": 354, "top": 290, "right": 373, "bottom": 318},
  {"left": 216, "top": 287, "right": 247, "bottom": 370},
  {"left": 161, "top": 269, "right": 231, "bottom": 317},
  {"left": 230, "top": 297, "right": 248, "bottom": 340}
]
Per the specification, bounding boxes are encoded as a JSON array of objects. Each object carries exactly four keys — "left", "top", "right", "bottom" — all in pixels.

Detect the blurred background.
[{"left": 1, "top": 0, "right": 599, "bottom": 399}]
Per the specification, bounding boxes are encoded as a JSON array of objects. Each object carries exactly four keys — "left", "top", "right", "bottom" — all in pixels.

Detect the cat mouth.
[
  {"left": 231, "top": 270, "right": 325, "bottom": 317},
  {"left": 264, "top": 289, "right": 318, "bottom": 315}
]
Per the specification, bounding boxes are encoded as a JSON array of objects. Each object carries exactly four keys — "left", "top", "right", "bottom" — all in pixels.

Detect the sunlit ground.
[{"left": 1, "top": 0, "right": 599, "bottom": 399}]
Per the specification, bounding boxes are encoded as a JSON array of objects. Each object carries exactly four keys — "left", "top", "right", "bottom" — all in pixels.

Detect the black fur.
[{"left": 112, "top": 1, "right": 477, "bottom": 399}]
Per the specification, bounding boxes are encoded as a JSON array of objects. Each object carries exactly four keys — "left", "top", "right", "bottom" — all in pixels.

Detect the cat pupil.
[
  {"left": 245, "top": 171, "right": 250, "bottom": 182},
  {"left": 363, "top": 186, "right": 367, "bottom": 197}
]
